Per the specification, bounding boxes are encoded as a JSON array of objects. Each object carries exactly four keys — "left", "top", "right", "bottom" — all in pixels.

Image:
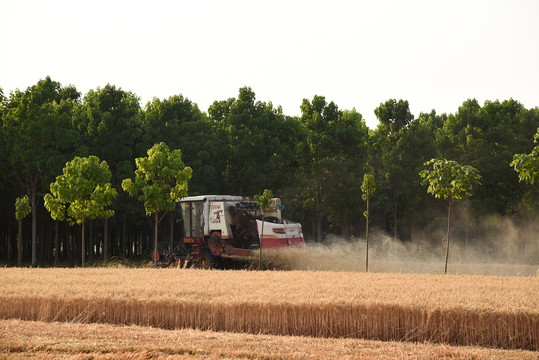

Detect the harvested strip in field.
[
  {"left": 0, "top": 268, "right": 537, "bottom": 350},
  {"left": 1, "top": 319, "right": 538, "bottom": 360}
]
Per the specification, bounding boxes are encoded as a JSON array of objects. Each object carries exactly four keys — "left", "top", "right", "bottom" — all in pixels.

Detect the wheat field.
[
  {"left": 2, "top": 319, "right": 537, "bottom": 359},
  {"left": 0, "top": 268, "right": 537, "bottom": 350}
]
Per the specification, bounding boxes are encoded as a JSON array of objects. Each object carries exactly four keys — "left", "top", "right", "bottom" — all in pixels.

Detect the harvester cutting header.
[{"left": 154, "top": 195, "right": 305, "bottom": 268}]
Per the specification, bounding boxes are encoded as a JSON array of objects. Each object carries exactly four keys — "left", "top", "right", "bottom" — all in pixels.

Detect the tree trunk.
[
  {"left": 114, "top": 224, "right": 120, "bottom": 258},
  {"left": 342, "top": 215, "right": 349, "bottom": 240},
  {"left": 73, "top": 225, "right": 80, "bottom": 265},
  {"left": 315, "top": 187, "right": 322, "bottom": 242},
  {"left": 154, "top": 212, "right": 159, "bottom": 268},
  {"left": 259, "top": 213, "right": 265, "bottom": 269},
  {"left": 169, "top": 212, "right": 174, "bottom": 252},
  {"left": 30, "top": 192, "right": 37, "bottom": 267},
  {"left": 54, "top": 221, "right": 59, "bottom": 267},
  {"left": 122, "top": 213, "right": 127, "bottom": 259},
  {"left": 88, "top": 221, "right": 94, "bottom": 264},
  {"left": 39, "top": 215, "right": 45, "bottom": 266},
  {"left": 18, "top": 219, "right": 23, "bottom": 267},
  {"left": 81, "top": 222, "right": 86, "bottom": 268},
  {"left": 65, "top": 223, "right": 73, "bottom": 267},
  {"left": 44, "top": 219, "right": 52, "bottom": 265},
  {"left": 104, "top": 217, "right": 109, "bottom": 264},
  {"left": 465, "top": 218, "right": 469, "bottom": 263},
  {"left": 316, "top": 212, "right": 322, "bottom": 242},
  {"left": 444, "top": 200, "right": 452, "bottom": 274},
  {"left": 393, "top": 200, "right": 398, "bottom": 241},
  {"left": 365, "top": 196, "right": 369, "bottom": 273},
  {"left": 311, "top": 217, "right": 316, "bottom": 242},
  {"left": 7, "top": 219, "right": 12, "bottom": 265}
]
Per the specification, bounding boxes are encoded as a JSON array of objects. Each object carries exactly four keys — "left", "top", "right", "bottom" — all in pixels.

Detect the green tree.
[
  {"left": 254, "top": 189, "right": 273, "bottom": 269},
  {"left": 15, "top": 195, "right": 31, "bottom": 266},
  {"left": 361, "top": 174, "right": 375, "bottom": 272},
  {"left": 511, "top": 127, "right": 539, "bottom": 185},
  {"left": 80, "top": 84, "right": 142, "bottom": 179},
  {"left": 438, "top": 99, "right": 538, "bottom": 214},
  {"left": 369, "top": 105, "right": 441, "bottom": 243},
  {"left": 143, "top": 94, "right": 222, "bottom": 195},
  {"left": 373, "top": 99, "right": 415, "bottom": 240},
  {"left": 299, "top": 96, "right": 369, "bottom": 241},
  {"left": 326, "top": 109, "right": 369, "bottom": 239},
  {"left": 209, "top": 87, "right": 303, "bottom": 196},
  {"left": 420, "top": 159, "right": 481, "bottom": 274},
  {"left": 374, "top": 99, "right": 414, "bottom": 135},
  {"left": 78, "top": 84, "right": 143, "bottom": 260},
  {"left": 122, "top": 142, "right": 192, "bottom": 267},
  {"left": 2, "top": 76, "right": 81, "bottom": 266},
  {"left": 394, "top": 114, "right": 440, "bottom": 239},
  {"left": 44, "top": 156, "right": 118, "bottom": 267}
]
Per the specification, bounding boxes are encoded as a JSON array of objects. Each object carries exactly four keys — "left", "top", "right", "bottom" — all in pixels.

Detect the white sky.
[{"left": 1, "top": 0, "right": 538, "bottom": 129}]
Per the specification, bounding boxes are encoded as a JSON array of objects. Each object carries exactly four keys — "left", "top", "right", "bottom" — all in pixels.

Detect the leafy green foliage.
[
  {"left": 361, "top": 173, "right": 376, "bottom": 272},
  {"left": 15, "top": 195, "right": 31, "bottom": 221},
  {"left": 420, "top": 159, "right": 482, "bottom": 202},
  {"left": 122, "top": 142, "right": 192, "bottom": 216},
  {"left": 143, "top": 95, "right": 220, "bottom": 195},
  {"left": 373, "top": 99, "right": 436, "bottom": 240},
  {"left": 44, "top": 156, "right": 117, "bottom": 225},
  {"left": 511, "top": 128, "right": 539, "bottom": 185},
  {"left": 374, "top": 99, "right": 414, "bottom": 135},
  {"left": 2, "top": 76, "right": 82, "bottom": 266},
  {"left": 298, "top": 96, "right": 369, "bottom": 240},
  {"left": 420, "top": 158, "right": 482, "bottom": 274},
  {"left": 361, "top": 174, "right": 376, "bottom": 216},
  {"left": 2, "top": 76, "right": 539, "bottom": 266},
  {"left": 78, "top": 84, "right": 142, "bottom": 185},
  {"left": 122, "top": 142, "right": 192, "bottom": 267},
  {"left": 2, "top": 76, "right": 82, "bottom": 189},
  {"left": 438, "top": 99, "right": 535, "bottom": 214},
  {"left": 209, "top": 87, "right": 303, "bottom": 196},
  {"left": 254, "top": 189, "right": 274, "bottom": 268},
  {"left": 254, "top": 189, "right": 274, "bottom": 213}
]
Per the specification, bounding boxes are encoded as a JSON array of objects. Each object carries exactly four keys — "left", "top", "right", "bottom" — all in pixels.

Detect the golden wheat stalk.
[{"left": 1, "top": 268, "right": 537, "bottom": 350}]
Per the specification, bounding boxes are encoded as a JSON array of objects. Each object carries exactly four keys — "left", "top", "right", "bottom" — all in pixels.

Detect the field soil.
[{"left": 1, "top": 319, "right": 538, "bottom": 360}]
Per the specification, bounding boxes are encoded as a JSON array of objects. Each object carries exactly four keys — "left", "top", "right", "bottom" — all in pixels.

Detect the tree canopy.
[
  {"left": 44, "top": 156, "right": 117, "bottom": 267},
  {"left": 122, "top": 142, "right": 192, "bottom": 266},
  {"left": 0, "top": 76, "right": 538, "bottom": 267},
  {"left": 420, "top": 159, "right": 482, "bottom": 203},
  {"left": 122, "top": 142, "right": 192, "bottom": 216},
  {"left": 511, "top": 128, "right": 539, "bottom": 185},
  {"left": 44, "top": 156, "right": 117, "bottom": 225},
  {"left": 420, "top": 159, "right": 481, "bottom": 273}
]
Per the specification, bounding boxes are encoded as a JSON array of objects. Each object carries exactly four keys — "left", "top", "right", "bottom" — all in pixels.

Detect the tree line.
[{"left": 1, "top": 76, "right": 537, "bottom": 266}]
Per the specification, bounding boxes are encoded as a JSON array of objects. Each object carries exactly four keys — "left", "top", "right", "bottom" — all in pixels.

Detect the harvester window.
[{"left": 181, "top": 201, "right": 204, "bottom": 238}]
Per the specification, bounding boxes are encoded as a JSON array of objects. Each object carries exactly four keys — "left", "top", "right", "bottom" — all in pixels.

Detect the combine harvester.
[{"left": 153, "top": 195, "right": 305, "bottom": 269}]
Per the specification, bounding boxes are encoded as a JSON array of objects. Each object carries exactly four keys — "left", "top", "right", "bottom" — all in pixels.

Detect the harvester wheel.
[
  {"left": 200, "top": 249, "right": 215, "bottom": 270},
  {"left": 209, "top": 232, "right": 221, "bottom": 248}
]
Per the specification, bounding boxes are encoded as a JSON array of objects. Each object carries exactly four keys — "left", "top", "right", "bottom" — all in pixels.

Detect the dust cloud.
[{"left": 265, "top": 214, "right": 539, "bottom": 276}]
